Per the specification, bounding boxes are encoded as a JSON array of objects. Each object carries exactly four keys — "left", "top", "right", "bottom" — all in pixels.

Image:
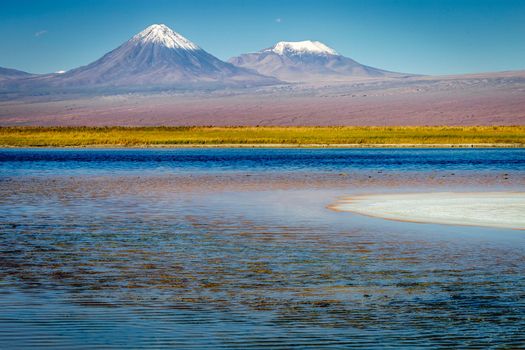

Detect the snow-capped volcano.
[
  {"left": 268, "top": 40, "right": 338, "bottom": 56},
  {"left": 8, "top": 24, "right": 278, "bottom": 90},
  {"left": 229, "top": 40, "right": 405, "bottom": 82},
  {"left": 57, "top": 23, "right": 280, "bottom": 87},
  {"left": 132, "top": 24, "right": 200, "bottom": 50}
]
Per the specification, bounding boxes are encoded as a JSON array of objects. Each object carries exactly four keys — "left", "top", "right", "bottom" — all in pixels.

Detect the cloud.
[
  {"left": 34, "top": 30, "right": 48, "bottom": 37},
  {"left": 275, "top": 18, "right": 283, "bottom": 23}
]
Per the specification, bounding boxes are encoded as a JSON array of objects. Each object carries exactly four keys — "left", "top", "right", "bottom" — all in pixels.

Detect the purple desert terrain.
[{"left": 0, "top": 24, "right": 524, "bottom": 126}]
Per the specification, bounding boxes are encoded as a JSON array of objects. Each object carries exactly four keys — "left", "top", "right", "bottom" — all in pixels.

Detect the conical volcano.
[{"left": 13, "top": 24, "right": 278, "bottom": 90}]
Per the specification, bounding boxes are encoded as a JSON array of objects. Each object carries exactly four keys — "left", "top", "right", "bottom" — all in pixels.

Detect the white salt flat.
[{"left": 331, "top": 192, "right": 525, "bottom": 230}]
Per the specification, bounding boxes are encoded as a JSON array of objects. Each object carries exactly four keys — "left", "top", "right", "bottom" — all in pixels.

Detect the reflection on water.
[{"left": 1, "top": 149, "right": 524, "bottom": 348}]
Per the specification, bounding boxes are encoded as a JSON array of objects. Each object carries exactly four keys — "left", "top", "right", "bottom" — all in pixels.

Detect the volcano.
[
  {"left": 229, "top": 40, "right": 407, "bottom": 82},
  {"left": 2, "top": 24, "right": 279, "bottom": 92}
]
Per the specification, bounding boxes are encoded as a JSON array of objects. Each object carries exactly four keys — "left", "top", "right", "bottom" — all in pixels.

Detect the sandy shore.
[{"left": 331, "top": 192, "right": 525, "bottom": 230}]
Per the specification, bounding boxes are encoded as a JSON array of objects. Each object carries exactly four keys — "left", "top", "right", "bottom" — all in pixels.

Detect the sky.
[{"left": 1, "top": 0, "right": 524, "bottom": 75}]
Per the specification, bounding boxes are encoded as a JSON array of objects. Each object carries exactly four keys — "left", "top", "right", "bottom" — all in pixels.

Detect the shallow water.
[{"left": 1, "top": 148, "right": 525, "bottom": 348}]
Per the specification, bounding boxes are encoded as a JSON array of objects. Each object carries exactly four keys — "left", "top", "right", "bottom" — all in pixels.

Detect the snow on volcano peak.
[
  {"left": 132, "top": 24, "right": 199, "bottom": 50},
  {"left": 268, "top": 40, "right": 338, "bottom": 56}
]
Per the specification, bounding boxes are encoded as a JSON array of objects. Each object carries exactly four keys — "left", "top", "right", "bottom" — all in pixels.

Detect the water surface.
[{"left": 1, "top": 148, "right": 524, "bottom": 348}]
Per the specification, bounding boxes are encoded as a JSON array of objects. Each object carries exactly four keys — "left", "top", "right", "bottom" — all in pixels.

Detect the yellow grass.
[{"left": 0, "top": 126, "right": 523, "bottom": 147}]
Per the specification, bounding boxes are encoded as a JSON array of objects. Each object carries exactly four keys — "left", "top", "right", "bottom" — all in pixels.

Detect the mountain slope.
[
  {"left": 229, "top": 40, "right": 407, "bottom": 82},
  {"left": 2, "top": 24, "right": 279, "bottom": 92},
  {"left": 0, "top": 67, "right": 34, "bottom": 81},
  {"left": 57, "top": 24, "right": 278, "bottom": 87}
]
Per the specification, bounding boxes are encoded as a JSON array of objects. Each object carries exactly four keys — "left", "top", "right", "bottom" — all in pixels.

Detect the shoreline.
[
  {"left": 0, "top": 143, "right": 523, "bottom": 149},
  {"left": 330, "top": 192, "right": 525, "bottom": 230},
  {"left": 1, "top": 126, "right": 523, "bottom": 148}
]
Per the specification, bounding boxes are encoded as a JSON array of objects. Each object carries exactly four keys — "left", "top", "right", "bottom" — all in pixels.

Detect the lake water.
[{"left": 1, "top": 148, "right": 524, "bottom": 348}]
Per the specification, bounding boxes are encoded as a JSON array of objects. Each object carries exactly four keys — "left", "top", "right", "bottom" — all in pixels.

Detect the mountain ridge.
[
  {"left": 229, "top": 40, "right": 408, "bottom": 82},
  {"left": 0, "top": 67, "right": 34, "bottom": 81},
  {"left": 0, "top": 24, "right": 280, "bottom": 92}
]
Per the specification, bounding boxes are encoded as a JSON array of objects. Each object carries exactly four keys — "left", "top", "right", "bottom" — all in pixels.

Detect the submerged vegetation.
[{"left": 0, "top": 126, "right": 523, "bottom": 147}]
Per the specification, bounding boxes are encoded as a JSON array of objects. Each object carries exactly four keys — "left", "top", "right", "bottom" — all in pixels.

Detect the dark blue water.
[
  {"left": 1, "top": 148, "right": 524, "bottom": 176},
  {"left": 1, "top": 148, "right": 524, "bottom": 348}
]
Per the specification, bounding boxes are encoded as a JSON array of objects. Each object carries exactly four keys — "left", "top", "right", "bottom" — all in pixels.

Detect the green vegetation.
[{"left": 0, "top": 126, "right": 523, "bottom": 147}]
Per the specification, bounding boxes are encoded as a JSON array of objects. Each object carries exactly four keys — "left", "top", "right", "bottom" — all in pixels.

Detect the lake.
[{"left": 1, "top": 148, "right": 524, "bottom": 348}]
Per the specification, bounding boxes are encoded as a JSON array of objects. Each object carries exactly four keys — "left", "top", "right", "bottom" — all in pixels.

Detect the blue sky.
[{"left": 1, "top": 0, "right": 524, "bottom": 75}]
